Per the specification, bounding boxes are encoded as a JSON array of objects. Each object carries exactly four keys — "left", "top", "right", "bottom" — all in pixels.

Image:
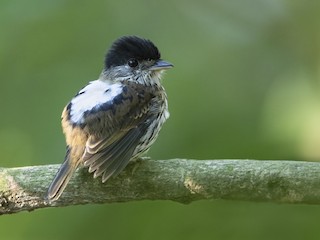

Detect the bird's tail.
[{"left": 46, "top": 148, "right": 79, "bottom": 202}]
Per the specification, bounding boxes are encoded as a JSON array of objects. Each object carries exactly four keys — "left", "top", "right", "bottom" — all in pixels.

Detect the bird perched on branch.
[{"left": 46, "top": 36, "right": 173, "bottom": 202}]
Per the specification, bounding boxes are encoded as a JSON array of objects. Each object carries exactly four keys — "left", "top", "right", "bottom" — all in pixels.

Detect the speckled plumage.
[{"left": 46, "top": 36, "right": 173, "bottom": 201}]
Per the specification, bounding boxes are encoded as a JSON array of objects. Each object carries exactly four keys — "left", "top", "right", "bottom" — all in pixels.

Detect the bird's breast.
[{"left": 131, "top": 86, "right": 169, "bottom": 158}]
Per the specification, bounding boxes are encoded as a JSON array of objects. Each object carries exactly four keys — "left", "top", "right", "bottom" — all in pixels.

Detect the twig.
[{"left": 1, "top": 159, "right": 320, "bottom": 215}]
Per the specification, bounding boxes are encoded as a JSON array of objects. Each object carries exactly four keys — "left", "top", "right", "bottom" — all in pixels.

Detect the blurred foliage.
[{"left": 1, "top": 0, "right": 320, "bottom": 239}]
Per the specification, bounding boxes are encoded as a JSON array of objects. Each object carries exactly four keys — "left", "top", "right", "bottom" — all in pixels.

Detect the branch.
[{"left": 1, "top": 159, "right": 320, "bottom": 215}]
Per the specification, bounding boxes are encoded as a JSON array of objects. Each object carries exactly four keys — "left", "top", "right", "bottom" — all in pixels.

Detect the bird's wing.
[
  {"left": 76, "top": 82, "right": 156, "bottom": 183},
  {"left": 83, "top": 122, "right": 151, "bottom": 182}
]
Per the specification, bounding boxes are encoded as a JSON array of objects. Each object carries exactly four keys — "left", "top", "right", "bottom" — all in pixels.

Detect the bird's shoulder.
[{"left": 64, "top": 80, "right": 157, "bottom": 129}]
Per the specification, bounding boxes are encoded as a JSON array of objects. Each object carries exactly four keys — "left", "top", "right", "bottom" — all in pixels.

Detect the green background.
[{"left": 1, "top": 0, "right": 320, "bottom": 239}]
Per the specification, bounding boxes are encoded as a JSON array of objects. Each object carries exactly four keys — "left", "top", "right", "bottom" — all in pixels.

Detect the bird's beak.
[{"left": 149, "top": 60, "right": 173, "bottom": 71}]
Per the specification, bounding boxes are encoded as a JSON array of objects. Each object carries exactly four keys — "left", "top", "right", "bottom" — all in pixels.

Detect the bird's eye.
[{"left": 128, "top": 58, "right": 138, "bottom": 68}]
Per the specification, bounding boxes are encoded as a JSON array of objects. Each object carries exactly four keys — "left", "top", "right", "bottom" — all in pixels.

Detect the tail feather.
[{"left": 46, "top": 150, "right": 78, "bottom": 202}]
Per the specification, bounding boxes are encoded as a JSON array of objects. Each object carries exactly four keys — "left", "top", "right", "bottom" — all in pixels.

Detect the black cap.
[{"left": 105, "top": 36, "right": 161, "bottom": 69}]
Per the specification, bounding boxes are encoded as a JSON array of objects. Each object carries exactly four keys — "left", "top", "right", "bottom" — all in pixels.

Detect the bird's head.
[{"left": 101, "top": 36, "right": 173, "bottom": 84}]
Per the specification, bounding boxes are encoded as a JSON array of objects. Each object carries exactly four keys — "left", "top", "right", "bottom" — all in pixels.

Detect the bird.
[{"left": 46, "top": 36, "right": 173, "bottom": 202}]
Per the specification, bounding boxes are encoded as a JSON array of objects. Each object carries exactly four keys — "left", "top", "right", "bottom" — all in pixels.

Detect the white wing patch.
[{"left": 69, "top": 80, "right": 123, "bottom": 124}]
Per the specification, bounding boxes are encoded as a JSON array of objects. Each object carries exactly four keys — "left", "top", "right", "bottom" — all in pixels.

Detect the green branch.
[{"left": 1, "top": 159, "right": 320, "bottom": 215}]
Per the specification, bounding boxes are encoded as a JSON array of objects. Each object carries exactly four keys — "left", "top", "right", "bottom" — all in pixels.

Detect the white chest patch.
[{"left": 69, "top": 80, "right": 122, "bottom": 124}]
